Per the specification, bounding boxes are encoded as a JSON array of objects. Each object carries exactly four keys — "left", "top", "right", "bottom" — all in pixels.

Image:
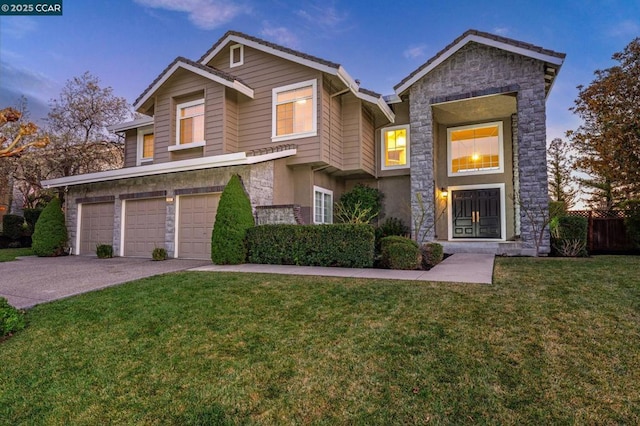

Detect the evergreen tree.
[
  {"left": 547, "top": 138, "right": 577, "bottom": 208},
  {"left": 31, "top": 198, "right": 68, "bottom": 256}
]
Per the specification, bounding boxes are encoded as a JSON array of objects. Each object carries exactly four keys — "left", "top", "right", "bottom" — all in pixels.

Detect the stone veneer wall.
[
  {"left": 408, "top": 42, "right": 550, "bottom": 254},
  {"left": 255, "top": 205, "right": 304, "bottom": 225},
  {"left": 65, "top": 161, "right": 274, "bottom": 257}
]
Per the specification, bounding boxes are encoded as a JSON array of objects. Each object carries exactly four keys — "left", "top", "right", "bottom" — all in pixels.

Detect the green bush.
[
  {"left": 380, "top": 236, "right": 420, "bottom": 270},
  {"left": 2, "top": 214, "right": 24, "bottom": 241},
  {"left": 623, "top": 200, "right": 640, "bottom": 249},
  {"left": 23, "top": 208, "right": 42, "bottom": 235},
  {"left": 335, "top": 184, "right": 383, "bottom": 224},
  {"left": 551, "top": 215, "right": 588, "bottom": 257},
  {"left": 96, "top": 244, "right": 113, "bottom": 259},
  {"left": 152, "top": 247, "right": 167, "bottom": 261},
  {"left": 31, "top": 198, "right": 68, "bottom": 257},
  {"left": 421, "top": 242, "right": 444, "bottom": 269},
  {"left": 549, "top": 201, "right": 567, "bottom": 219},
  {"left": 211, "top": 175, "right": 255, "bottom": 265},
  {"left": 247, "top": 224, "right": 375, "bottom": 268},
  {"left": 375, "top": 217, "right": 410, "bottom": 254},
  {"left": 0, "top": 297, "right": 25, "bottom": 337}
]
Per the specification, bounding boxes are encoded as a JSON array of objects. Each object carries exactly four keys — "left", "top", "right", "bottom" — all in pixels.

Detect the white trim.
[
  {"left": 174, "top": 195, "right": 181, "bottom": 259},
  {"left": 395, "top": 33, "right": 564, "bottom": 94},
  {"left": 313, "top": 186, "right": 333, "bottom": 224},
  {"left": 137, "top": 125, "right": 154, "bottom": 166},
  {"left": 41, "top": 148, "right": 297, "bottom": 188},
  {"left": 133, "top": 60, "right": 254, "bottom": 109},
  {"left": 230, "top": 44, "right": 244, "bottom": 67},
  {"left": 75, "top": 203, "right": 82, "bottom": 255},
  {"left": 175, "top": 98, "right": 205, "bottom": 147},
  {"left": 446, "top": 183, "right": 506, "bottom": 242},
  {"left": 119, "top": 201, "right": 126, "bottom": 257},
  {"left": 168, "top": 140, "right": 206, "bottom": 152},
  {"left": 108, "top": 116, "right": 154, "bottom": 133},
  {"left": 272, "top": 79, "right": 318, "bottom": 142},
  {"left": 447, "top": 121, "right": 504, "bottom": 177},
  {"left": 381, "top": 124, "right": 410, "bottom": 170}
]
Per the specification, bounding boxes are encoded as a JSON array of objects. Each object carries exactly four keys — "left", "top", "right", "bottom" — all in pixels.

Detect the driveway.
[{"left": 0, "top": 256, "right": 210, "bottom": 309}]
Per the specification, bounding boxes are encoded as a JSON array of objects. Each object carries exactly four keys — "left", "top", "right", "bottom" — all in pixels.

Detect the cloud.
[
  {"left": 493, "top": 27, "right": 510, "bottom": 36},
  {"left": 608, "top": 20, "right": 639, "bottom": 38},
  {"left": 296, "top": 2, "right": 348, "bottom": 32},
  {"left": 0, "top": 16, "right": 37, "bottom": 39},
  {"left": 403, "top": 44, "right": 427, "bottom": 60},
  {"left": 0, "top": 61, "right": 59, "bottom": 122},
  {"left": 260, "top": 23, "right": 299, "bottom": 48},
  {"left": 133, "top": 0, "right": 249, "bottom": 30}
]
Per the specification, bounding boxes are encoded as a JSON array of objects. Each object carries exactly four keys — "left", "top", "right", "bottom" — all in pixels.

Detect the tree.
[
  {"left": 0, "top": 107, "right": 49, "bottom": 158},
  {"left": 547, "top": 137, "right": 577, "bottom": 208},
  {"left": 31, "top": 197, "right": 68, "bottom": 257},
  {"left": 567, "top": 37, "right": 640, "bottom": 210}
]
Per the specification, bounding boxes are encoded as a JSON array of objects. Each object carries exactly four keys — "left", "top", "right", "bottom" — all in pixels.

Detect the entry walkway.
[{"left": 191, "top": 253, "right": 495, "bottom": 284}]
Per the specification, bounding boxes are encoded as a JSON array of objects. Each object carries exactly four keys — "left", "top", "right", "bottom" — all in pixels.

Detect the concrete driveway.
[{"left": 0, "top": 256, "right": 210, "bottom": 309}]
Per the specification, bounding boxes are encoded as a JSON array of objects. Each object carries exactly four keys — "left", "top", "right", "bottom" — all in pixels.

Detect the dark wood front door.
[{"left": 452, "top": 188, "right": 501, "bottom": 239}]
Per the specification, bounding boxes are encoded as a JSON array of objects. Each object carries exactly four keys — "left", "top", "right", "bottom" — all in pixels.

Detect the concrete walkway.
[{"left": 191, "top": 253, "right": 495, "bottom": 284}]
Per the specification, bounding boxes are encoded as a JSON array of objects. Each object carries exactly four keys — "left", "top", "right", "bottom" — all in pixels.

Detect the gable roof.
[
  {"left": 198, "top": 30, "right": 395, "bottom": 122},
  {"left": 133, "top": 56, "right": 254, "bottom": 111},
  {"left": 394, "top": 29, "right": 566, "bottom": 96}
]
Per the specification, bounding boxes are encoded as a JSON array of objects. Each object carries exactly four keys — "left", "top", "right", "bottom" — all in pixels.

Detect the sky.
[{"left": 0, "top": 0, "right": 639, "bottom": 144}]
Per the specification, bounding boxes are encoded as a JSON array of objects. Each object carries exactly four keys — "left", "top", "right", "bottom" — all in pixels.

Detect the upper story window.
[
  {"left": 381, "top": 125, "right": 410, "bottom": 170},
  {"left": 173, "top": 99, "right": 205, "bottom": 150},
  {"left": 272, "top": 79, "right": 317, "bottom": 142},
  {"left": 313, "top": 186, "right": 333, "bottom": 224},
  {"left": 448, "top": 121, "right": 504, "bottom": 176},
  {"left": 137, "top": 126, "right": 154, "bottom": 165},
  {"left": 230, "top": 44, "right": 244, "bottom": 67}
]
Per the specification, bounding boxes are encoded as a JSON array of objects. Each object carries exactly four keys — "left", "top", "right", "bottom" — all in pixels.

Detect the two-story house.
[{"left": 42, "top": 29, "right": 564, "bottom": 259}]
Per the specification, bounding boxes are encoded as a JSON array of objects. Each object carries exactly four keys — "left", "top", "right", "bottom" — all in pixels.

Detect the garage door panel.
[
  {"left": 80, "top": 202, "right": 114, "bottom": 255},
  {"left": 124, "top": 198, "right": 166, "bottom": 257},
  {"left": 178, "top": 194, "right": 220, "bottom": 259}
]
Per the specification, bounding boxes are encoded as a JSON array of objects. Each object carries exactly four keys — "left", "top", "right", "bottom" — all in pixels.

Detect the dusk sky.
[{"left": 1, "top": 0, "right": 638, "bottom": 143}]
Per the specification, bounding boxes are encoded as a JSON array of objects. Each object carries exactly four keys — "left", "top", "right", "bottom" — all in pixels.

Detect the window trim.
[
  {"left": 230, "top": 44, "right": 244, "bottom": 68},
  {"left": 447, "top": 121, "right": 504, "bottom": 177},
  {"left": 313, "top": 185, "right": 333, "bottom": 224},
  {"left": 272, "top": 79, "right": 317, "bottom": 142},
  {"left": 174, "top": 98, "right": 205, "bottom": 150},
  {"left": 381, "top": 124, "right": 410, "bottom": 170},
  {"left": 136, "top": 125, "right": 154, "bottom": 166}
]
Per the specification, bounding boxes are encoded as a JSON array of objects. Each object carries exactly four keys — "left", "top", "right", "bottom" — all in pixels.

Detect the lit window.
[
  {"left": 137, "top": 126, "right": 154, "bottom": 165},
  {"left": 272, "top": 80, "right": 317, "bottom": 141},
  {"left": 313, "top": 186, "right": 333, "bottom": 224},
  {"left": 230, "top": 44, "right": 243, "bottom": 67},
  {"left": 448, "top": 122, "right": 504, "bottom": 176},
  {"left": 176, "top": 99, "right": 205, "bottom": 146},
  {"left": 382, "top": 125, "right": 410, "bottom": 169}
]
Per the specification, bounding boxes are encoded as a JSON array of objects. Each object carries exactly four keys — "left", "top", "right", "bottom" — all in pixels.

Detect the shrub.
[
  {"left": 0, "top": 297, "right": 25, "bottom": 337},
  {"left": 380, "top": 236, "right": 420, "bottom": 270},
  {"left": 152, "top": 247, "right": 167, "bottom": 261},
  {"left": 31, "top": 198, "right": 68, "bottom": 257},
  {"left": 623, "top": 200, "right": 640, "bottom": 249},
  {"left": 96, "top": 244, "right": 113, "bottom": 259},
  {"left": 549, "top": 201, "right": 567, "bottom": 219},
  {"left": 421, "top": 242, "right": 444, "bottom": 269},
  {"left": 375, "top": 217, "right": 410, "bottom": 254},
  {"left": 247, "top": 224, "right": 375, "bottom": 268},
  {"left": 2, "top": 214, "right": 24, "bottom": 241},
  {"left": 211, "top": 175, "right": 255, "bottom": 265},
  {"left": 335, "top": 184, "right": 383, "bottom": 224},
  {"left": 551, "top": 215, "right": 588, "bottom": 257},
  {"left": 23, "top": 208, "right": 42, "bottom": 235}
]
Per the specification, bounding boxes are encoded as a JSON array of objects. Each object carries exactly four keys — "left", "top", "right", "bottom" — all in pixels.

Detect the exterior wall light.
[{"left": 441, "top": 187, "right": 448, "bottom": 198}]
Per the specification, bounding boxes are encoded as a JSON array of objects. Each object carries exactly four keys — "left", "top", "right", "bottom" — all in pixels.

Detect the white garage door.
[
  {"left": 177, "top": 193, "right": 220, "bottom": 259},
  {"left": 79, "top": 202, "right": 114, "bottom": 255},
  {"left": 123, "top": 198, "right": 166, "bottom": 257}
]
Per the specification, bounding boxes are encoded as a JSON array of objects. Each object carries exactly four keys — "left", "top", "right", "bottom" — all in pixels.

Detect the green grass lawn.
[
  {"left": 1, "top": 256, "right": 638, "bottom": 425},
  {"left": 0, "top": 247, "right": 33, "bottom": 262}
]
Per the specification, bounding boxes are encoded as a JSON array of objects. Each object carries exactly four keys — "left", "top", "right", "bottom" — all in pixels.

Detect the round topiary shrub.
[
  {"left": 420, "top": 242, "right": 444, "bottom": 270},
  {"left": 31, "top": 198, "right": 68, "bottom": 257},
  {"left": 211, "top": 175, "right": 255, "bottom": 264},
  {"left": 96, "top": 244, "right": 113, "bottom": 259},
  {"left": 380, "top": 235, "right": 420, "bottom": 270},
  {"left": 152, "top": 247, "right": 168, "bottom": 261}
]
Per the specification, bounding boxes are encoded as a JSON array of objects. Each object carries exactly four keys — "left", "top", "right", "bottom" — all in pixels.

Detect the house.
[{"left": 42, "top": 29, "right": 564, "bottom": 259}]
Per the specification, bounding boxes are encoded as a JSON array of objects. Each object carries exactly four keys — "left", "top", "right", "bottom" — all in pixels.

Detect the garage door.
[
  {"left": 79, "top": 202, "right": 114, "bottom": 255},
  {"left": 177, "top": 193, "right": 220, "bottom": 259},
  {"left": 124, "top": 198, "right": 166, "bottom": 257}
]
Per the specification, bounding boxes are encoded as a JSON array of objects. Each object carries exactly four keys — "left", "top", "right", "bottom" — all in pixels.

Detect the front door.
[{"left": 452, "top": 188, "right": 501, "bottom": 239}]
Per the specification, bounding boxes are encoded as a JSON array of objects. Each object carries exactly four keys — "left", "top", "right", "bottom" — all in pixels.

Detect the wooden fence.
[{"left": 567, "top": 210, "right": 634, "bottom": 253}]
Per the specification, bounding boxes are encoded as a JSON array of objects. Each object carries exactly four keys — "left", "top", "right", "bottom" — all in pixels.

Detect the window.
[
  {"left": 381, "top": 125, "right": 410, "bottom": 169},
  {"left": 448, "top": 121, "right": 504, "bottom": 176},
  {"left": 173, "top": 99, "right": 205, "bottom": 150},
  {"left": 313, "top": 186, "right": 333, "bottom": 224},
  {"left": 137, "top": 126, "right": 154, "bottom": 165},
  {"left": 230, "top": 44, "right": 243, "bottom": 67},
  {"left": 272, "top": 79, "right": 317, "bottom": 142}
]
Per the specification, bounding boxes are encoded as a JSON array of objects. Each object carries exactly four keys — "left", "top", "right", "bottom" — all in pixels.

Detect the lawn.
[
  {"left": 1, "top": 256, "right": 638, "bottom": 425},
  {"left": 0, "top": 247, "right": 33, "bottom": 262}
]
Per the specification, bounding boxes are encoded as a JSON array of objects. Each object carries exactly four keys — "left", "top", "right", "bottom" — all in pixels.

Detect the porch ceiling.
[{"left": 432, "top": 93, "right": 517, "bottom": 125}]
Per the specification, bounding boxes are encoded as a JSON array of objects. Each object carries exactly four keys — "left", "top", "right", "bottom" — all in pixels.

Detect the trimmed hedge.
[
  {"left": 246, "top": 224, "right": 375, "bottom": 268},
  {"left": 31, "top": 198, "right": 68, "bottom": 257},
  {"left": 421, "top": 242, "right": 444, "bottom": 269},
  {"left": 551, "top": 215, "right": 588, "bottom": 257},
  {"left": 1, "top": 297, "right": 25, "bottom": 337},
  {"left": 2, "top": 214, "right": 24, "bottom": 241},
  {"left": 380, "top": 236, "right": 420, "bottom": 270}
]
